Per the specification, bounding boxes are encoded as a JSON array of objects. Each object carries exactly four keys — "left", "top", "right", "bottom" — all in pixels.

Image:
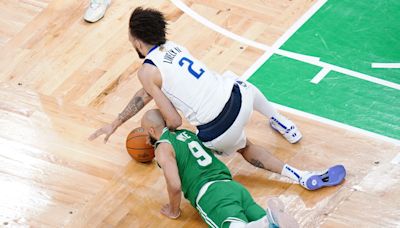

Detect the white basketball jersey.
[{"left": 145, "top": 41, "right": 234, "bottom": 126}]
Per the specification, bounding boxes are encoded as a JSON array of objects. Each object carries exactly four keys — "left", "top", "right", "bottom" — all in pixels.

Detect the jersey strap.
[
  {"left": 197, "top": 83, "right": 241, "bottom": 142},
  {"left": 143, "top": 59, "right": 156, "bottom": 66}
]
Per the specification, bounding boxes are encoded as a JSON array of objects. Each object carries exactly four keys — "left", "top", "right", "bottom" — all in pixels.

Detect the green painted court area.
[{"left": 249, "top": 0, "right": 400, "bottom": 140}]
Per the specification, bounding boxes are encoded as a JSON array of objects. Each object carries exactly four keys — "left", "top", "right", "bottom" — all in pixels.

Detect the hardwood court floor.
[{"left": 0, "top": 0, "right": 399, "bottom": 227}]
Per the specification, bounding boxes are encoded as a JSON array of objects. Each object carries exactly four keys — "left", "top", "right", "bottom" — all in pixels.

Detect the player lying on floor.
[{"left": 141, "top": 109, "right": 298, "bottom": 228}]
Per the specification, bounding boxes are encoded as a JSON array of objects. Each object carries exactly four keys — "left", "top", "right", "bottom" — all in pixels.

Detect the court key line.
[
  {"left": 371, "top": 63, "right": 400, "bottom": 69},
  {"left": 171, "top": 0, "right": 400, "bottom": 145},
  {"left": 171, "top": 0, "right": 400, "bottom": 91}
]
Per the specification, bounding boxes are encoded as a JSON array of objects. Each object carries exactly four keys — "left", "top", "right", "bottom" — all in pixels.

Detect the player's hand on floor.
[
  {"left": 160, "top": 204, "right": 181, "bottom": 219},
  {"left": 88, "top": 123, "right": 117, "bottom": 143}
]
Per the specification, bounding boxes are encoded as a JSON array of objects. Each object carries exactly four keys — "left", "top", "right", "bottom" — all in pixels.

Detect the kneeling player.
[{"left": 142, "top": 109, "right": 298, "bottom": 228}]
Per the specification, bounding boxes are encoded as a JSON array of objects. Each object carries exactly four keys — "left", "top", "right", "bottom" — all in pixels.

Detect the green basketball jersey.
[{"left": 155, "top": 128, "right": 232, "bottom": 206}]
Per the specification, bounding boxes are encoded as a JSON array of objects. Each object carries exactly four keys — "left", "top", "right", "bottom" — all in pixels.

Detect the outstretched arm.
[
  {"left": 156, "top": 143, "right": 182, "bottom": 219},
  {"left": 88, "top": 87, "right": 152, "bottom": 143},
  {"left": 117, "top": 88, "right": 152, "bottom": 124}
]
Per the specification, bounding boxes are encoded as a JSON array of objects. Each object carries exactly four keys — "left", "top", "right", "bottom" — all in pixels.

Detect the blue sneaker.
[{"left": 299, "top": 165, "right": 346, "bottom": 190}]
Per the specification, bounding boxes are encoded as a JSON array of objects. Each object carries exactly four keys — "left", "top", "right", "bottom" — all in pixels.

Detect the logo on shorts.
[{"left": 236, "top": 81, "right": 247, "bottom": 88}]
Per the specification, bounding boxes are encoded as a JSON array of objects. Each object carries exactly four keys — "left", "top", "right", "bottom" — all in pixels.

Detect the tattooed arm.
[
  {"left": 117, "top": 88, "right": 152, "bottom": 124},
  {"left": 88, "top": 88, "right": 152, "bottom": 143}
]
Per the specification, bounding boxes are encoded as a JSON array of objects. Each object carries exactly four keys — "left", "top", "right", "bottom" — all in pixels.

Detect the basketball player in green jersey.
[{"left": 141, "top": 109, "right": 298, "bottom": 228}]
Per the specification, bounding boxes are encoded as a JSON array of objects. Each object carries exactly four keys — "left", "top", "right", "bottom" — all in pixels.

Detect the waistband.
[{"left": 197, "top": 83, "right": 242, "bottom": 142}]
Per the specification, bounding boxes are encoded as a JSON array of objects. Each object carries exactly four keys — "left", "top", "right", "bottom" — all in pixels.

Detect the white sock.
[{"left": 281, "top": 164, "right": 307, "bottom": 182}]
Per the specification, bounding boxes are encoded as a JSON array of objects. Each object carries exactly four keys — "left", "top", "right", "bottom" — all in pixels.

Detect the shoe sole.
[
  {"left": 306, "top": 165, "right": 346, "bottom": 190},
  {"left": 84, "top": 14, "right": 105, "bottom": 23}
]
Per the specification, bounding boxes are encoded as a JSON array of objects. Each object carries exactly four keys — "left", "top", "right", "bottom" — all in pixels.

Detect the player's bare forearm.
[
  {"left": 115, "top": 88, "right": 152, "bottom": 126},
  {"left": 167, "top": 186, "right": 181, "bottom": 215},
  {"left": 88, "top": 88, "right": 151, "bottom": 143},
  {"left": 156, "top": 144, "right": 182, "bottom": 218},
  {"left": 163, "top": 159, "right": 182, "bottom": 215}
]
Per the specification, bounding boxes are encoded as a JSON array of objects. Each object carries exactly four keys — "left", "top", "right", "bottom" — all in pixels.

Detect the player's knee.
[
  {"left": 237, "top": 140, "right": 253, "bottom": 154},
  {"left": 237, "top": 145, "right": 249, "bottom": 154}
]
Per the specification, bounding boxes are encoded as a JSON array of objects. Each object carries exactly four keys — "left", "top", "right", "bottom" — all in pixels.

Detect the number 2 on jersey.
[
  {"left": 179, "top": 57, "right": 205, "bottom": 79},
  {"left": 188, "top": 141, "right": 212, "bottom": 166}
]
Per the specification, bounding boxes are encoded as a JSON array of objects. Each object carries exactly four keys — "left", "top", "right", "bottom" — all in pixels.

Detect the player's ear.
[
  {"left": 149, "top": 127, "right": 155, "bottom": 136},
  {"left": 136, "top": 39, "right": 143, "bottom": 49}
]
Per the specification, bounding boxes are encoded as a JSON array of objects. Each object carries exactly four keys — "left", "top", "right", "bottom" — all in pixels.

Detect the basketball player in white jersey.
[{"left": 89, "top": 7, "right": 346, "bottom": 191}]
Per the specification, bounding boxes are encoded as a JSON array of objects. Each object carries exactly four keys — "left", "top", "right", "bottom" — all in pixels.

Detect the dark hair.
[{"left": 129, "top": 7, "right": 167, "bottom": 45}]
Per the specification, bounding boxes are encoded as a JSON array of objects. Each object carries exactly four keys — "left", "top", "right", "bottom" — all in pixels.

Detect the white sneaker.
[
  {"left": 270, "top": 114, "right": 302, "bottom": 143},
  {"left": 84, "top": 0, "right": 111, "bottom": 23}
]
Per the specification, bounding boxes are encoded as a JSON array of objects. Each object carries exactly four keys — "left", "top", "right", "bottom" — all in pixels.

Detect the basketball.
[{"left": 126, "top": 127, "right": 155, "bottom": 163}]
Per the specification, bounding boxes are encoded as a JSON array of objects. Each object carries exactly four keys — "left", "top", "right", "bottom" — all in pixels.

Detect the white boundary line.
[
  {"left": 171, "top": 0, "right": 320, "bottom": 62},
  {"left": 311, "top": 67, "right": 330, "bottom": 84},
  {"left": 170, "top": 0, "right": 400, "bottom": 144},
  {"left": 243, "top": 0, "right": 327, "bottom": 80},
  {"left": 319, "top": 61, "right": 400, "bottom": 90},
  {"left": 273, "top": 103, "right": 400, "bottom": 146},
  {"left": 171, "top": 0, "right": 400, "bottom": 90},
  {"left": 371, "top": 63, "right": 400, "bottom": 69}
]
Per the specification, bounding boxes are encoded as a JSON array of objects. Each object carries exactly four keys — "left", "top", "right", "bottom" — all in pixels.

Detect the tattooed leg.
[
  {"left": 250, "top": 159, "right": 265, "bottom": 169},
  {"left": 238, "top": 140, "right": 284, "bottom": 174}
]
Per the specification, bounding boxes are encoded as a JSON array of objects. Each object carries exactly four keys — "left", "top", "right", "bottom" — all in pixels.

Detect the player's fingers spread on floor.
[
  {"left": 88, "top": 129, "right": 102, "bottom": 141},
  {"left": 104, "top": 134, "right": 111, "bottom": 144},
  {"left": 160, "top": 204, "right": 169, "bottom": 216}
]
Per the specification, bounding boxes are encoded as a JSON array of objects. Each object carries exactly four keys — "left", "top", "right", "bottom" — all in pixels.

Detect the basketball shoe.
[
  {"left": 299, "top": 165, "right": 346, "bottom": 190},
  {"left": 270, "top": 114, "right": 302, "bottom": 143},
  {"left": 84, "top": 0, "right": 111, "bottom": 23}
]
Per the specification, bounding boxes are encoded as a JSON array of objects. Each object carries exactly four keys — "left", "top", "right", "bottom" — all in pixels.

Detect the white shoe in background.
[{"left": 84, "top": 0, "right": 111, "bottom": 23}]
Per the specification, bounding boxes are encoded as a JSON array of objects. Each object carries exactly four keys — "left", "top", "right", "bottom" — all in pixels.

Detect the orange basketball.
[{"left": 126, "top": 127, "right": 155, "bottom": 163}]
